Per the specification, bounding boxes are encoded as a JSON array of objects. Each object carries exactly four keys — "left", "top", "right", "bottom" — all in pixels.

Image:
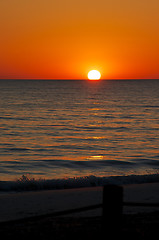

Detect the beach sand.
[
  {"left": 0, "top": 183, "right": 159, "bottom": 239},
  {"left": 1, "top": 182, "right": 159, "bottom": 222}
]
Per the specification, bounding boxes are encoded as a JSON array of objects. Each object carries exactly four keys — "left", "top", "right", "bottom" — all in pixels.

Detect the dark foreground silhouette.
[{"left": 1, "top": 211, "right": 159, "bottom": 240}]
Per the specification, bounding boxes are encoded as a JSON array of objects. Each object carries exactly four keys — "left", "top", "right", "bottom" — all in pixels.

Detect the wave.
[{"left": 0, "top": 174, "right": 159, "bottom": 192}]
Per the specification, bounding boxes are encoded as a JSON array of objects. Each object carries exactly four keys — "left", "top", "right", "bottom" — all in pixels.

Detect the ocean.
[{"left": 0, "top": 79, "right": 159, "bottom": 191}]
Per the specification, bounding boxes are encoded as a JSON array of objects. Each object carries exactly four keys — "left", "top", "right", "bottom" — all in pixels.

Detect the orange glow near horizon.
[{"left": 0, "top": 0, "right": 159, "bottom": 80}]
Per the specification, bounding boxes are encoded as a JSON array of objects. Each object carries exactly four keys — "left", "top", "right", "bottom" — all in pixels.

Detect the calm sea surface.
[{"left": 0, "top": 79, "right": 159, "bottom": 187}]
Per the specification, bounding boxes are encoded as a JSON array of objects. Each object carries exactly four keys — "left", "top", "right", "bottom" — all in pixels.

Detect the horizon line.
[{"left": 0, "top": 78, "right": 159, "bottom": 81}]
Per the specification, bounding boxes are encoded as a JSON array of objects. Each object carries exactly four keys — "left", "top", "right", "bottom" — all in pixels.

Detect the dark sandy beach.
[{"left": 1, "top": 212, "right": 159, "bottom": 239}]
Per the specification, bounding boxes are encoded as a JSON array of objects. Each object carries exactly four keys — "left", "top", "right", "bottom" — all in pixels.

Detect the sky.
[{"left": 0, "top": 0, "right": 159, "bottom": 80}]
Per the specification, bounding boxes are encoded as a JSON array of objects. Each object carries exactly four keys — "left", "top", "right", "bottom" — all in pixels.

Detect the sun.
[{"left": 88, "top": 70, "right": 101, "bottom": 80}]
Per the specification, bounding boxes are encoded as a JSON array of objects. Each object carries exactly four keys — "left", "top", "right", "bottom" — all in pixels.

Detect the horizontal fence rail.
[
  {"left": 124, "top": 202, "right": 159, "bottom": 207},
  {"left": 0, "top": 204, "right": 102, "bottom": 226}
]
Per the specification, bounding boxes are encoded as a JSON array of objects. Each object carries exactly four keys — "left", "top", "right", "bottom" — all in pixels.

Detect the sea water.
[{"left": 0, "top": 79, "right": 159, "bottom": 190}]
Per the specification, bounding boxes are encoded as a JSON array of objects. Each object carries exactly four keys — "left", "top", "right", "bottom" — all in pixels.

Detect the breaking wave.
[{"left": 0, "top": 173, "right": 159, "bottom": 192}]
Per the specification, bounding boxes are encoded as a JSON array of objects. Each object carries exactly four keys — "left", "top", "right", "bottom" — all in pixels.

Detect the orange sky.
[{"left": 0, "top": 0, "right": 159, "bottom": 79}]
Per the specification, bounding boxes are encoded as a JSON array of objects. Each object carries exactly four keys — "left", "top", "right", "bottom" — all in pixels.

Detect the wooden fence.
[{"left": 1, "top": 185, "right": 159, "bottom": 228}]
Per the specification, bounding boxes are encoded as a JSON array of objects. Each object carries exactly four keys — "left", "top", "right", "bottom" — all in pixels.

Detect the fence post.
[{"left": 102, "top": 185, "right": 123, "bottom": 236}]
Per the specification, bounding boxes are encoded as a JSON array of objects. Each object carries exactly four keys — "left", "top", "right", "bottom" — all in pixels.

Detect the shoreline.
[
  {"left": 1, "top": 173, "right": 159, "bottom": 192},
  {"left": 1, "top": 182, "right": 159, "bottom": 223}
]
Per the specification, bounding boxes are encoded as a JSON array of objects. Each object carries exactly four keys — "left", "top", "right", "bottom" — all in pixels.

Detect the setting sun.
[{"left": 88, "top": 70, "right": 101, "bottom": 80}]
